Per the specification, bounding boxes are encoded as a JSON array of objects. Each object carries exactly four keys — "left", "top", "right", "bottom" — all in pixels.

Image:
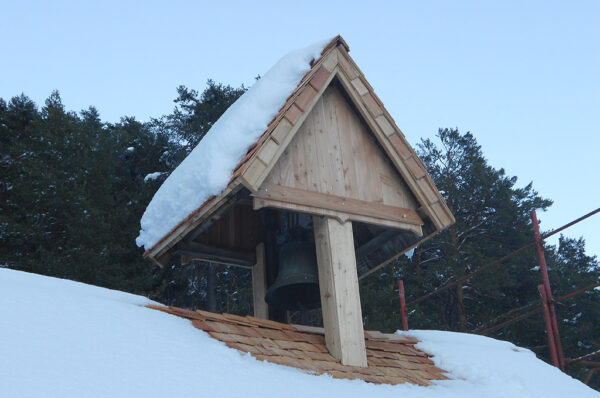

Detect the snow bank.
[
  {"left": 1, "top": 269, "right": 596, "bottom": 398},
  {"left": 399, "top": 329, "right": 597, "bottom": 397},
  {"left": 136, "top": 38, "right": 332, "bottom": 250}
]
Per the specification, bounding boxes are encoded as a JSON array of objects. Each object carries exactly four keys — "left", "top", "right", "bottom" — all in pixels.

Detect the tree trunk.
[
  {"left": 447, "top": 292, "right": 456, "bottom": 330},
  {"left": 414, "top": 247, "right": 422, "bottom": 279},
  {"left": 449, "top": 226, "right": 467, "bottom": 331},
  {"left": 456, "top": 284, "right": 467, "bottom": 332}
]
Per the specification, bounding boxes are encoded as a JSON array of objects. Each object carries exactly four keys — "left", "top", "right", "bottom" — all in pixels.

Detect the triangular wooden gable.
[
  {"left": 145, "top": 36, "right": 454, "bottom": 265},
  {"left": 253, "top": 84, "right": 424, "bottom": 235},
  {"left": 240, "top": 38, "right": 453, "bottom": 232}
]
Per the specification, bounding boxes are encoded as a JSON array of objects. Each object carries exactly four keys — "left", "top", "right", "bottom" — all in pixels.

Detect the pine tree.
[
  {"left": 399, "top": 128, "right": 551, "bottom": 331},
  {"left": 149, "top": 81, "right": 251, "bottom": 313},
  {"left": 0, "top": 94, "right": 40, "bottom": 267},
  {"left": 0, "top": 92, "right": 175, "bottom": 292},
  {"left": 154, "top": 81, "right": 246, "bottom": 154},
  {"left": 360, "top": 128, "right": 599, "bottom": 387}
]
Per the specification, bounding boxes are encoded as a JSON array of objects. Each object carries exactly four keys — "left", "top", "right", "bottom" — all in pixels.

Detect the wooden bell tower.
[{"left": 143, "top": 36, "right": 454, "bottom": 368}]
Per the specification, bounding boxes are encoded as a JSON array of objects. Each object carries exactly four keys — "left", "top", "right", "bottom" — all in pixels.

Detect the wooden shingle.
[{"left": 147, "top": 304, "right": 450, "bottom": 387}]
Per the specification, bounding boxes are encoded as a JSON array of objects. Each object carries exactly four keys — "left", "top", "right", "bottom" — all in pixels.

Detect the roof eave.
[
  {"left": 142, "top": 38, "right": 346, "bottom": 264},
  {"left": 144, "top": 178, "right": 245, "bottom": 265}
]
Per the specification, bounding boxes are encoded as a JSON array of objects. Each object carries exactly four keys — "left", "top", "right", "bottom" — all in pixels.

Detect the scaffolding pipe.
[
  {"left": 539, "top": 285, "right": 560, "bottom": 369},
  {"left": 531, "top": 210, "right": 565, "bottom": 370},
  {"left": 406, "top": 207, "right": 600, "bottom": 307},
  {"left": 567, "top": 349, "right": 600, "bottom": 365},
  {"left": 474, "top": 282, "right": 600, "bottom": 335}
]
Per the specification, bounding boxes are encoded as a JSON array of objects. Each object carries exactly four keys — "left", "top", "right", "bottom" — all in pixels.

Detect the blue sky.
[{"left": 1, "top": 0, "right": 599, "bottom": 258}]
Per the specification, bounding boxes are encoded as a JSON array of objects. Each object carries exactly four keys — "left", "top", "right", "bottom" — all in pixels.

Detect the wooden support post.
[
  {"left": 252, "top": 243, "right": 269, "bottom": 319},
  {"left": 313, "top": 216, "right": 367, "bottom": 367}
]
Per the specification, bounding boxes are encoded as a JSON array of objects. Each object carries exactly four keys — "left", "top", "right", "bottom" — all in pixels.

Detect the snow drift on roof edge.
[{"left": 136, "top": 38, "right": 333, "bottom": 250}]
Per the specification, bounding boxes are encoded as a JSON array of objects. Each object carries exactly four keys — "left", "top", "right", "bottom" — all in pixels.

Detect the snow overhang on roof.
[{"left": 138, "top": 35, "right": 455, "bottom": 267}]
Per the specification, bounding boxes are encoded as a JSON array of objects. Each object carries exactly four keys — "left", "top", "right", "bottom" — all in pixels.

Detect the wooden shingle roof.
[
  {"left": 147, "top": 304, "right": 450, "bottom": 386},
  {"left": 144, "top": 35, "right": 454, "bottom": 266}
]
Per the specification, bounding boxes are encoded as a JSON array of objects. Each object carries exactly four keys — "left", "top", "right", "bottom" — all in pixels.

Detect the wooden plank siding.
[
  {"left": 258, "top": 84, "right": 421, "bottom": 232},
  {"left": 193, "top": 203, "right": 259, "bottom": 252},
  {"left": 332, "top": 47, "right": 454, "bottom": 230}
]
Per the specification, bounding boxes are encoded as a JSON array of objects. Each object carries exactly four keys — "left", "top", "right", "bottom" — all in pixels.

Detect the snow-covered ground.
[{"left": 1, "top": 269, "right": 597, "bottom": 398}]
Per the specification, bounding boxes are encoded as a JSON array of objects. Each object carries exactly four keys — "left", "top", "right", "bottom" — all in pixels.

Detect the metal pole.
[
  {"left": 407, "top": 243, "right": 535, "bottom": 306},
  {"left": 531, "top": 210, "right": 553, "bottom": 300},
  {"left": 584, "top": 369, "right": 598, "bottom": 385},
  {"left": 539, "top": 285, "right": 560, "bottom": 368},
  {"left": 476, "top": 307, "right": 542, "bottom": 335},
  {"left": 407, "top": 207, "right": 600, "bottom": 307},
  {"left": 398, "top": 280, "right": 408, "bottom": 331},
  {"left": 567, "top": 349, "right": 600, "bottom": 365},
  {"left": 531, "top": 210, "right": 565, "bottom": 370},
  {"left": 474, "top": 281, "right": 600, "bottom": 335}
]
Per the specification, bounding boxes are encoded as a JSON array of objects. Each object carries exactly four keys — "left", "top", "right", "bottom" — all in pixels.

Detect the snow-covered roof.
[
  {"left": 136, "top": 38, "right": 332, "bottom": 250},
  {"left": 137, "top": 35, "right": 455, "bottom": 266},
  {"left": 2, "top": 268, "right": 596, "bottom": 397}
]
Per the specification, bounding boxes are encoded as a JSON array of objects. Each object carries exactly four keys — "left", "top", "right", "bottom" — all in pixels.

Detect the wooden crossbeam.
[
  {"left": 355, "top": 229, "right": 400, "bottom": 259},
  {"left": 174, "top": 242, "right": 256, "bottom": 268},
  {"left": 255, "top": 184, "right": 424, "bottom": 226}
]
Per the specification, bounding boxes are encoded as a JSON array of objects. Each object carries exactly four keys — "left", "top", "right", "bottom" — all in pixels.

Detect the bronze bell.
[{"left": 265, "top": 240, "right": 321, "bottom": 311}]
